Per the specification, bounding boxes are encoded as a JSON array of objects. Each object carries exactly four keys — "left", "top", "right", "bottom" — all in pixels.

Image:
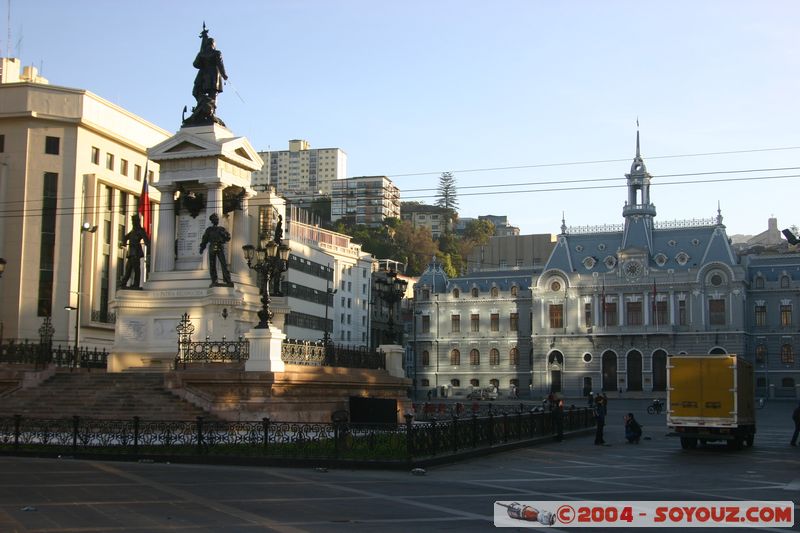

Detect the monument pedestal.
[{"left": 244, "top": 327, "right": 286, "bottom": 372}]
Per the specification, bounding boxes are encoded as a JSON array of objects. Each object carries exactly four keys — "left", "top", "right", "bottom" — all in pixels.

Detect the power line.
[
  {"left": 400, "top": 165, "right": 800, "bottom": 193},
  {"left": 3, "top": 171, "right": 800, "bottom": 220},
  {"left": 401, "top": 173, "right": 800, "bottom": 200},
  {"left": 384, "top": 145, "right": 800, "bottom": 178}
]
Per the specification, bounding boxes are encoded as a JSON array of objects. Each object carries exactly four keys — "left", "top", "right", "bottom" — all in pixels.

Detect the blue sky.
[{"left": 10, "top": 1, "right": 800, "bottom": 236}]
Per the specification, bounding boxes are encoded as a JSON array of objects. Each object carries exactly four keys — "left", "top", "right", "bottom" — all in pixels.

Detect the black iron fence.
[
  {"left": 0, "top": 408, "right": 594, "bottom": 465},
  {"left": 281, "top": 339, "right": 385, "bottom": 370},
  {"left": 174, "top": 336, "right": 250, "bottom": 369},
  {"left": 0, "top": 340, "right": 108, "bottom": 370}
]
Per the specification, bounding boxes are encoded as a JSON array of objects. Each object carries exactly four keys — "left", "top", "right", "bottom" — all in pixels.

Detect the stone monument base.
[{"left": 165, "top": 365, "right": 411, "bottom": 423}]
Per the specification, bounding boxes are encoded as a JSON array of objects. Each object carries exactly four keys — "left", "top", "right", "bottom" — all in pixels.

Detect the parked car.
[{"left": 467, "top": 387, "right": 498, "bottom": 400}]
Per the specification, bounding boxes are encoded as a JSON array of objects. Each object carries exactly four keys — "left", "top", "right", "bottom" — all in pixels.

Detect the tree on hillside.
[
  {"left": 463, "top": 219, "right": 495, "bottom": 245},
  {"left": 435, "top": 172, "right": 458, "bottom": 211},
  {"left": 393, "top": 221, "right": 439, "bottom": 275}
]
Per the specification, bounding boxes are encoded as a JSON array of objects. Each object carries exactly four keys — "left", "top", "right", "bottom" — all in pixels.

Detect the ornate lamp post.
[
  {"left": 377, "top": 270, "right": 407, "bottom": 345},
  {"left": 242, "top": 238, "right": 290, "bottom": 328}
]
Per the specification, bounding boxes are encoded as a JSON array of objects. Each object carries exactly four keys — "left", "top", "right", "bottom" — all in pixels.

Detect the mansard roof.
[
  {"left": 448, "top": 270, "right": 532, "bottom": 293},
  {"left": 416, "top": 259, "right": 449, "bottom": 293},
  {"left": 544, "top": 220, "right": 736, "bottom": 273}
]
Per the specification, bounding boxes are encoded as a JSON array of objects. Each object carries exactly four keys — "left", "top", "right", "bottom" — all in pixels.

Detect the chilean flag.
[{"left": 137, "top": 163, "right": 152, "bottom": 239}]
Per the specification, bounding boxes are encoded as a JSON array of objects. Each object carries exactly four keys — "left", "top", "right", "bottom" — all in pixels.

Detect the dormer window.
[
  {"left": 452, "top": 288, "right": 460, "bottom": 298},
  {"left": 471, "top": 287, "right": 479, "bottom": 298},
  {"left": 490, "top": 287, "right": 499, "bottom": 297}
]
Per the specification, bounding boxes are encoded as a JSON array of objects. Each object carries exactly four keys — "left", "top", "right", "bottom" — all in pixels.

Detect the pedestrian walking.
[
  {"left": 791, "top": 402, "right": 800, "bottom": 446},
  {"left": 594, "top": 395, "right": 607, "bottom": 445}
]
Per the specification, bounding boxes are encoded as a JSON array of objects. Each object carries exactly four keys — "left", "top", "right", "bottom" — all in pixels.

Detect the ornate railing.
[
  {"left": 175, "top": 336, "right": 250, "bottom": 368},
  {"left": 0, "top": 340, "right": 107, "bottom": 369},
  {"left": 281, "top": 339, "right": 326, "bottom": 365},
  {"left": 0, "top": 408, "right": 594, "bottom": 462},
  {"left": 281, "top": 339, "right": 386, "bottom": 370},
  {"left": 568, "top": 217, "right": 716, "bottom": 235}
]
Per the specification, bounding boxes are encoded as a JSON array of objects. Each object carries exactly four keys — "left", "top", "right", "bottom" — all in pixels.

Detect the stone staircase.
[{"left": 1, "top": 371, "right": 215, "bottom": 421}]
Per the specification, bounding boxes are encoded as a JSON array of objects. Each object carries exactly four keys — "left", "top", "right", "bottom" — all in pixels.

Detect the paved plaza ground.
[{"left": 1, "top": 399, "right": 798, "bottom": 532}]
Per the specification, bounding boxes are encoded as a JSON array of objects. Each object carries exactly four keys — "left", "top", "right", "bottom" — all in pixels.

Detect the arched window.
[
  {"left": 422, "top": 350, "right": 430, "bottom": 366},
  {"left": 781, "top": 344, "right": 794, "bottom": 365},
  {"left": 471, "top": 287, "right": 479, "bottom": 297},
  {"left": 509, "top": 347, "right": 519, "bottom": 366},
  {"left": 511, "top": 285, "right": 518, "bottom": 297},
  {"left": 421, "top": 378, "right": 430, "bottom": 387},
  {"left": 490, "top": 348, "right": 500, "bottom": 365},
  {"left": 782, "top": 377, "right": 795, "bottom": 388},
  {"left": 451, "top": 379, "right": 460, "bottom": 387},
  {"left": 755, "top": 345, "right": 767, "bottom": 364},
  {"left": 781, "top": 276, "right": 791, "bottom": 289},
  {"left": 470, "top": 348, "right": 480, "bottom": 365},
  {"left": 470, "top": 378, "right": 480, "bottom": 387},
  {"left": 755, "top": 277, "right": 764, "bottom": 289},
  {"left": 490, "top": 286, "right": 499, "bottom": 297},
  {"left": 452, "top": 288, "right": 460, "bottom": 298},
  {"left": 450, "top": 349, "right": 461, "bottom": 366},
  {"left": 510, "top": 378, "right": 519, "bottom": 387},
  {"left": 490, "top": 378, "right": 499, "bottom": 388}
]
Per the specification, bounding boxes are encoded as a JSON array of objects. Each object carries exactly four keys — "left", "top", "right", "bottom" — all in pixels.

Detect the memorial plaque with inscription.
[{"left": 177, "top": 212, "right": 206, "bottom": 260}]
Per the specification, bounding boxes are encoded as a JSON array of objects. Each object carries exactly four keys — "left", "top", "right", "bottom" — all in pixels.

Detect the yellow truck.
[{"left": 666, "top": 354, "right": 755, "bottom": 450}]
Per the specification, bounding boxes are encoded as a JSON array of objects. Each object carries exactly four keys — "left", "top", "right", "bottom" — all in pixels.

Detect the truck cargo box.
[{"left": 666, "top": 354, "right": 755, "bottom": 449}]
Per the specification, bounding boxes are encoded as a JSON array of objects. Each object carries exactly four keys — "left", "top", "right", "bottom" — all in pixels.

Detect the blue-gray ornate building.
[{"left": 412, "top": 133, "right": 800, "bottom": 399}]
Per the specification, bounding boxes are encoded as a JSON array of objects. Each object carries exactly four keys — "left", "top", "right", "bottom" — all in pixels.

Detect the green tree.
[
  {"left": 435, "top": 172, "right": 458, "bottom": 211},
  {"left": 393, "top": 221, "right": 439, "bottom": 275}
]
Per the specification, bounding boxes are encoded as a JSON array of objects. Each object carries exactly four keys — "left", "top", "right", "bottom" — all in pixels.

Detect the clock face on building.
[{"left": 624, "top": 260, "right": 643, "bottom": 278}]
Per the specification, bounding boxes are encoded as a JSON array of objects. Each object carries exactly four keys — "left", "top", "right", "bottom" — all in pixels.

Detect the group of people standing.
[{"left": 589, "top": 392, "right": 642, "bottom": 445}]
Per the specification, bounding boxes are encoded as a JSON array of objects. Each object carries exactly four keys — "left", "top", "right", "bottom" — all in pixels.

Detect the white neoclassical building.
[{"left": 0, "top": 57, "right": 170, "bottom": 347}]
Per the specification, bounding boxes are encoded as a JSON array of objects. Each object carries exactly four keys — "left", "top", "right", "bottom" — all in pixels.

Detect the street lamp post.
[
  {"left": 242, "top": 238, "right": 290, "bottom": 329},
  {"left": 375, "top": 269, "right": 407, "bottom": 346},
  {"left": 66, "top": 222, "right": 96, "bottom": 368},
  {"left": 0, "top": 258, "right": 6, "bottom": 349}
]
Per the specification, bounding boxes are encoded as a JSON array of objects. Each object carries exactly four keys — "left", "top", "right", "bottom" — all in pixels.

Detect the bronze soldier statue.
[
  {"left": 200, "top": 213, "right": 233, "bottom": 287},
  {"left": 118, "top": 215, "right": 150, "bottom": 290},
  {"left": 185, "top": 23, "right": 228, "bottom": 126}
]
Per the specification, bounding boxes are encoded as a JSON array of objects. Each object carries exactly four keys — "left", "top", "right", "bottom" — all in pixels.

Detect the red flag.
[{"left": 137, "top": 163, "right": 152, "bottom": 239}]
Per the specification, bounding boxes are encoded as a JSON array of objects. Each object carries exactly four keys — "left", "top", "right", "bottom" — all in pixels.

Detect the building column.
[
  {"left": 154, "top": 186, "right": 175, "bottom": 272},
  {"left": 207, "top": 183, "right": 224, "bottom": 219},
  {"left": 618, "top": 291, "right": 624, "bottom": 326},
  {"left": 669, "top": 290, "right": 675, "bottom": 325},
  {"left": 231, "top": 192, "right": 251, "bottom": 275}
]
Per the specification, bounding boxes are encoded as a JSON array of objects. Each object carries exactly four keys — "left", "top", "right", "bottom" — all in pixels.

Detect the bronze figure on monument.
[
  {"left": 118, "top": 215, "right": 150, "bottom": 290},
  {"left": 200, "top": 213, "right": 234, "bottom": 287},
  {"left": 184, "top": 23, "right": 228, "bottom": 127}
]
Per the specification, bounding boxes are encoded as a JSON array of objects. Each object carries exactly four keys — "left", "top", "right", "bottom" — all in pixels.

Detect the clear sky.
[{"left": 9, "top": 1, "right": 800, "bottom": 237}]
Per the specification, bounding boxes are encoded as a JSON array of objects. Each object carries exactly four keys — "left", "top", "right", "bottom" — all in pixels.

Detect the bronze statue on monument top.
[{"left": 183, "top": 23, "right": 228, "bottom": 127}]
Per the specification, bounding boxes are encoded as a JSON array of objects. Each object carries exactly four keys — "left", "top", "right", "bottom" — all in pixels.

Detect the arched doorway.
[
  {"left": 709, "top": 347, "right": 727, "bottom": 355},
  {"left": 602, "top": 351, "right": 617, "bottom": 391},
  {"left": 582, "top": 377, "right": 593, "bottom": 397},
  {"left": 548, "top": 351, "right": 564, "bottom": 393},
  {"left": 652, "top": 350, "right": 667, "bottom": 391},
  {"left": 627, "top": 350, "right": 643, "bottom": 391}
]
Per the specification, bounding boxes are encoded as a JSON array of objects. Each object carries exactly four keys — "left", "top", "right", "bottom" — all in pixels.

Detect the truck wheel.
[
  {"left": 647, "top": 406, "right": 655, "bottom": 415},
  {"left": 727, "top": 437, "right": 743, "bottom": 450},
  {"left": 680, "top": 437, "right": 697, "bottom": 449}
]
